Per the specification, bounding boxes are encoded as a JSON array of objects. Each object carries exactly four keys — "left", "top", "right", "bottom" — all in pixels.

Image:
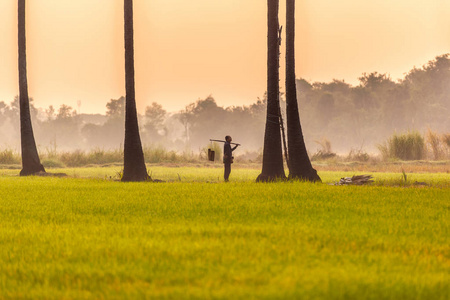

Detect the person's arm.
[{"left": 231, "top": 145, "right": 239, "bottom": 152}]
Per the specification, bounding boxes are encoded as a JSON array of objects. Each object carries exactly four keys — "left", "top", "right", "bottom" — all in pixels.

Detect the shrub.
[
  {"left": 426, "top": 129, "right": 445, "bottom": 160},
  {"left": 0, "top": 149, "right": 20, "bottom": 165},
  {"left": 142, "top": 146, "right": 192, "bottom": 163},
  {"left": 59, "top": 150, "right": 89, "bottom": 167},
  {"left": 87, "top": 148, "right": 123, "bottom": 164},
  {"left": 236, "top": 150, "right": 262, "bottom": 163},
  {"left": 42, "top": 159, "right": 66, "bottom": 168},
  {"left": 347, "top": 148, "right": 370, "bottom": 162},
  {"left": 442, "top": 133, "right": 450, "bottom": 148},
  {"left": 378, "top": 131, "right": 425, "bottom": 161},
  {"left": 311, "top": 138, "right": 336, "bottom": 161}
]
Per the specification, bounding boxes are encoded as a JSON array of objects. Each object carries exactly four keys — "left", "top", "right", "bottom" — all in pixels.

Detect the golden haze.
[{"left": 0, "top": 0, "right": 448, "bottom": 113}]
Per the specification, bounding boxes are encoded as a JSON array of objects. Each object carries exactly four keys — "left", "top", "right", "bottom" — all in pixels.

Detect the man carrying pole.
[
  {"left": 209, "top": 137, "right": 240, "bottom": 182},
  {"left": 223, "top": 136, "right": 239, "bottom": 182}
]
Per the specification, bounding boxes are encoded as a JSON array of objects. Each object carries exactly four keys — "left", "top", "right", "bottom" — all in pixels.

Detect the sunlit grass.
[
  {"left": 1, "top": 165, "right": 449, "bottom": 186},
  {"left": 0, "top": 167, "right": 449, "bottom": 298}
]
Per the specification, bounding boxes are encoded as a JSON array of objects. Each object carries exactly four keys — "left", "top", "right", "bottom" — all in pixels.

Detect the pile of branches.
[{"left": 334, "top": 175, "right": 374, "bottom": 186}]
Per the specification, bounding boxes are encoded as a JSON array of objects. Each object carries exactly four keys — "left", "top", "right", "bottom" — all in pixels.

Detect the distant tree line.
[
  {"left": 1, "top": 54, "right": 448, "bottom": 155},
  {"left": 296, "top": 54, "right": 449, "bottom": 152}
]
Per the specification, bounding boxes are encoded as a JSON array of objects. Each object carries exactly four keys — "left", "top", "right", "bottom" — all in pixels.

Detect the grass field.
[{"left": 0, "top": 166, "right": 449, "bottom": 299}]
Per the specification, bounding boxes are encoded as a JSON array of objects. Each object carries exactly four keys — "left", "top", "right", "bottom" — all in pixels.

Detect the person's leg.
[{"left": 224, "top": 163, "right": 231, "bottom": 181}]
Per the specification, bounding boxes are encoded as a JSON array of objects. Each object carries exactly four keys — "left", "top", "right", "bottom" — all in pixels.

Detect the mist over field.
[{"left": 1, "top": 54, "right": 449, "bottom": 156}]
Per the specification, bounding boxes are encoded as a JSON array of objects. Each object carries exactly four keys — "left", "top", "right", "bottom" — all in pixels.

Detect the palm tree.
[
  {"left": 256, "top": 0, "right": 286, "bottom": 182},
  {"left": 285, "top": 0, "right": 320, "bottom": 182},
  {"left": 122, "top": 0, "right": 149, "bottom": 182},
  {"left": 18, "top": 0, "right": 45, "bottom": 176}
]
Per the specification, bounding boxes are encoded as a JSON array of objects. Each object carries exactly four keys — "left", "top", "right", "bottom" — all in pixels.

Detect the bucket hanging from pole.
[
  {"left": 208, "top": 139, "right": 215, "bottom": 162},
  {"left": 208, "top": 148, "right": 215, "bottom": 162}
]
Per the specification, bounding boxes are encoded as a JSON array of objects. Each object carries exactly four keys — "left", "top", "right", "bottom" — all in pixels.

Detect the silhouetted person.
[{"left": 223, "top": 135, "right": 239, "bottom": 182}]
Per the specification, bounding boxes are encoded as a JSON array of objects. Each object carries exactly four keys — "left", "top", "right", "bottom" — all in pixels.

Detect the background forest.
[{"left": 1, "top": 54, "right": 449, "bottom": 156}]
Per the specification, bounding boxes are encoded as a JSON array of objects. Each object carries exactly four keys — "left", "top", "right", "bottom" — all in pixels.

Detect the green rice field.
[{"left": 0, "top": 166, "right": 449, "bottom": 299}]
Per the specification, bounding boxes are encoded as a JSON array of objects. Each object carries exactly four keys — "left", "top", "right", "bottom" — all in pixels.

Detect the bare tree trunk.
[
  {"left": 18, "top": 0, "right": 45, "bottom": 176},
  {"left": 285, "top": 0, "right": 320, "bottom": 182},
  {"left": 122, "top": 0, "right": 149, "bottom": 182},
  {"left": 257, "top": 0, "right": 286, "bottom": 182}
]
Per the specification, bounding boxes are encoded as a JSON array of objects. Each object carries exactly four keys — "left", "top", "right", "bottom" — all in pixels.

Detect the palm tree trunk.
[
  {"left": 285, "top": 0, "right": 320, "bottom": 182},
  {"left": 18, "top": 0, "right": 45, "bottom": 176},
  {"left": 122, "top": 0, "right": 149, "bottom": 182},
  {"left": 256, "top": 0, "right": 286, "bottom": 182}
]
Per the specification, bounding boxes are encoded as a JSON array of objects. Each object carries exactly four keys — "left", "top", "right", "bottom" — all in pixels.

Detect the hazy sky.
[{"left": 0, "top": 0, "right": 449, "bottom": 114}]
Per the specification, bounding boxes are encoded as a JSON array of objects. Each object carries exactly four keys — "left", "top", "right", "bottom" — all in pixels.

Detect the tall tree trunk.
[
  {"left": 122, "top": 0, "right": 149, "bottom": 182},
  {"left": 256, "top": 0, "right": 286, "bottom": 182},
  {"left": 285, "top": 0, "right": 320, "bottom": 182},
  {"left": 18, "top": 0, "right": 45, "bottom": 176}
]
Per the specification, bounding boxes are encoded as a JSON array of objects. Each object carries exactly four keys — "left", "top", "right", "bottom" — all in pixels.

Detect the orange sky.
[{"left": 0, "top": 0, "right": 449, "bottom": 113}]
